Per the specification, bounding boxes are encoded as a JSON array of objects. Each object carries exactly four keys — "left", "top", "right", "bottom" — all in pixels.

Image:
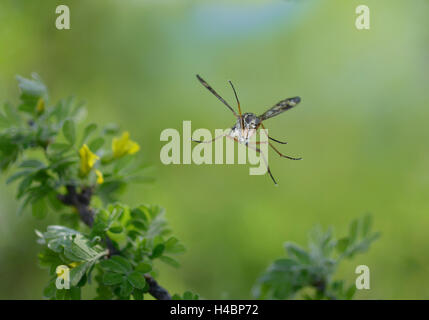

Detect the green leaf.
[
  {"left": 127, "top": 271, "right": 146, "bottom": 290},
  {"left": 285, "top": 242, "right": 310, "bottom": 264},
  {"left": 88, "top": 137, "right": 105, "bottom": 152},
  {"left": 111, "top": 256, "right": 132, "bottom": 273},
  {"left": 17, "top": 195, "right": 32, "bottom": 216},
  {"left": 0, "top": 109, "right": 9, "bottom": 128},
  {"left": 103, "top": 272, "right": 124, "bottom": 285},
  {"left": 345, "top": 284, "right": 357, "bottom": 299},
  {"left": 3, "top": 102, "right": 20, "bottom": 124},
  {"left": 361, "top": 215, "right": 372, "bottom": 237},
  {"left": 70, "top": 262, "right": 90, "bottom": 286},
  {"left": 109, "top": 225, "right": 123, "bottom": 234},
  {"left": 120, "top": 279, "right": 133, "bottom": 297},
  {"left": 336, "top": 237, "right": 349, "bottom": 254},
  {"left": 6, "top": 170, "right": 33, "bottom": 184},
  {"left": 65, "top": 241, "right": 95, "bottom": 261},
  {"left": 63, "top": 119, "right": 76, "bottom": 145},
  {"left": 164, "top": 237, "right": 186, "bottom": 254},
  {"left": 55, "top": 289, "right": 67, "bottom": 300},
  {"left": 135, "top": 262, "right": 152, "bottom": 273},
  {"left": 47, "top": 143, "right": 72, "bottom": 155},
  {"left": 32, "top": 198, "right": 48, "bottom": 219},
  {"left": 18, "top": 102, "right": 37, "bottom": 114},
  {"left": 183, "top": 291, "right": 198, "bottom": 300},
  {"left": 103, "top": 123, "right": 119, "bottom": 135},
  {"left": 100, "top": 256, "right": 132, "bottom": 274},
  {"left": 81, "top": 123, "right": 97, "bottom": 143},
  {"left": 39, "top": 226, "right": 107, "bottom": 266},
  {"left": 16, "top": 74, "right": 47, "bottom": 98},
  {"left": 17, "top": 175, "right": 33, "bottom": 199},
  {"left": 270, "top": 258, "right": 299, "bottom": 271},
  {"left": 349, "top": 219, "right": 359, "bottom": 243},
  {"left": 70, "top": 287, "right": 81, "bottom": 300},
  {"left": 50, "top": 158, "right": 77, "bottom": 174},
  {"left": 133, "top": 290, "right": 144, "bottom": 300},
  {"left": 19, "top": 159, "right": 46, "bottom": 170},
  {"left": 100, "top": 259, "right": 126, "bottom": 274},
  {"left": 151, "top": 244, "right": 165, "bottom": 259},
  {"left": 48, "top": 192, "right": 65, "bottom": 211},
  {"left": 77, "top": 273, "right": 88, "bottom": 287},
  {"left": 159, "top": 256, "right": 180, "bottom": 268},
  {"left": 43, "top": 282, "right": 57, "bottom": 299},
  {"left": 131, "top": 219, "right": 146, "bottom": 230}
]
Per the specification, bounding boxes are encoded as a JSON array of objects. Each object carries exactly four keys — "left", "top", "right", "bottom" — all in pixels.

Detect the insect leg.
[
  {"left": 192, "top": 133, "right": 227, "bottom": 144},
  {"left": 260, "top": 123, "right": 287, "bottom": 144},
  {"left": 245, "top": 142, "right": 278, "bottom": 185},
  {"left": 268, "top": 136, "right": 288, "bottom": 144},
  {"left": 269, "top": 142, "right": 302, "bottom": 160}
]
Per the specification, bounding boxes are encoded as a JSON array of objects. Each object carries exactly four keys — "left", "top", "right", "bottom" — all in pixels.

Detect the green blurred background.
[{"left": 1, "top": 0, "right": 428, "bottom": 299}]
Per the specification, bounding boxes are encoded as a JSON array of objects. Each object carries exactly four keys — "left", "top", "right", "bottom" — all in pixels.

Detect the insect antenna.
[
  {"left": 196, "top": 75, "right": 238, "bottom": 118},
  {"left": 228, "top": 80, "right": 244, "bottom": 131}
]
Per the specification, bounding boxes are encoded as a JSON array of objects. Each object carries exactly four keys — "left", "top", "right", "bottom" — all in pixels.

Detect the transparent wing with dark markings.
[{"left": 259, "top": 97, "right": 301, "bottom": 121}]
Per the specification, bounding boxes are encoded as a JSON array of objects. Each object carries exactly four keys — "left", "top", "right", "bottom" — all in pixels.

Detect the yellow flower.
[
  {"left": 56, "top": 265, "right": 67, "bottom": 276},
  {"left": 55, "top": 263, "right": 79, "bottom": 276},
  {"left": 95, "top": 169, "right": 104, "bottom": 184},
  {"left": 36, "top": 98, "right": 45, "bottom": 113},
  {"left": 79, "top": 144, "right": 99, "bottom": 176},
  {"left": 112, "top": 131, "right": 140, "bottom": 158}
]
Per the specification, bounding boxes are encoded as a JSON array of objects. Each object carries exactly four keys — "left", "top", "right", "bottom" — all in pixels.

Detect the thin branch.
[
  {"left": 313, "top": 279, "right": 337, "bottom": 300},
  {"left": 57, "top": 185, "right": 171, "bottom": 300},
  {"left": 145, "top": 275, "right": 172, "bottom": 300}
]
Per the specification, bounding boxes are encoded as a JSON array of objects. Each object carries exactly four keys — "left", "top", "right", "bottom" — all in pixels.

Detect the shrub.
[
  {"left": 0, "top": 74, "right": 190, "bottom": 300},
  {"left": 253, "top": 215, "right": 380, "bottom": 300}
]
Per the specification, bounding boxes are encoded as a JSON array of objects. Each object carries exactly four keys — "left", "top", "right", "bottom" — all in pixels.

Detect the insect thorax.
[{"left": 229, "top": 113, "right": 260, "bottom": 144}]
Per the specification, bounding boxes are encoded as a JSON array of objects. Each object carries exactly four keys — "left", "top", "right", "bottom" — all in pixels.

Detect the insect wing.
[{"left": 259, "top": 97, "right": 301, "bottom": 121}]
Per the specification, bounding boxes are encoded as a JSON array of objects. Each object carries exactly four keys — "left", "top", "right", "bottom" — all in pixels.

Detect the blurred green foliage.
[
  {"left": 0, "top": 0, "right": 428, "bottom": 299},
  {"left": 254, "top": 215, "right": 379, "bottom": 299}
]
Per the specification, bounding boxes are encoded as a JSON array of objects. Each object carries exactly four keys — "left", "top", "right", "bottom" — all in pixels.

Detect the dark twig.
[
  {"left": 58, "top": 185, "right": 95, "bottom": 227},
  {"left": 145, "top": 275, "right": 172, "bottom": 300},
  {"left": 58, "top": 185, "right": 171, "bottom": 300},
  {"left": 313, "top": 279, "right": 337, "bottom": 300}
]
